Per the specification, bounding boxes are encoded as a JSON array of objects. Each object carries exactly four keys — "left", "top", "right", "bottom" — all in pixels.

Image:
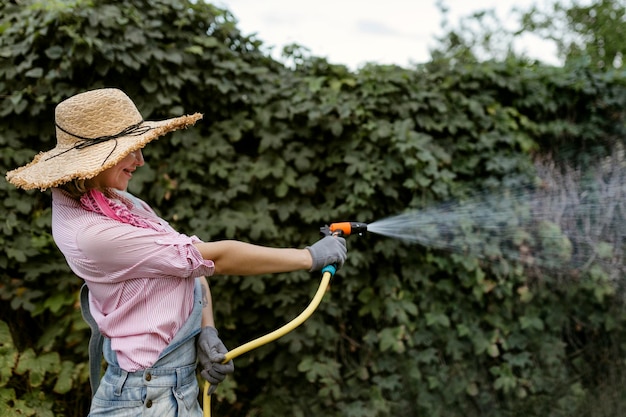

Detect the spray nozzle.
[{"left": 320, "top": 222, "right": 368, "bottom": 237}]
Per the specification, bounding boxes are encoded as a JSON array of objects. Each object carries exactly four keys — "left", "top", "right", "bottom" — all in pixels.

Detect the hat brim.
[{"left": 6, "top": 113, "right": 202, "bottom": 191}]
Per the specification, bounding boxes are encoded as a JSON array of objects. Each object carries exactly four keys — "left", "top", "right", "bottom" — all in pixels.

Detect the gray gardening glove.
[
  {"left": 197, "top": 326, "right": 234, "bottom": 394},
  {"left": 305, "top": 235, "right": 347, "bottom": 271}
]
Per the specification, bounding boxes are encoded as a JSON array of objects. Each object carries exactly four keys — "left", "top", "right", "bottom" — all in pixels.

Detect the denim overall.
[{"left": 80, "top": 279, "right": 204, "bottom": 417}]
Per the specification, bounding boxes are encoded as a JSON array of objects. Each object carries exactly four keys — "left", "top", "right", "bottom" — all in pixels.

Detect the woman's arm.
[
  {"left": 196, "top": 276, "right": 235, "bottom": 390},
  {"left": 194, "top": 240, "right": 312, "bottom": 276},
  {"left": 198, "top": 277, "right": 215, "bottom": 327}
]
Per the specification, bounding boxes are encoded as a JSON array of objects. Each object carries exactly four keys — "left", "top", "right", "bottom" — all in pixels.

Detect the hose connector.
[{"left": 320, "top": 222, "right": 368, "bottom": 237}]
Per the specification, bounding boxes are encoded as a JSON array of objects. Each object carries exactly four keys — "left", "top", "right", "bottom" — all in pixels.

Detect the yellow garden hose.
[{"left": 203, "top": 265, "right": 337, "bottom": 417}]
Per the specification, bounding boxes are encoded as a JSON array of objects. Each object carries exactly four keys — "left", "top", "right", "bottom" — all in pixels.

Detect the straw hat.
[{"left": 6, "top": 88, "right": 203, "bottom": 191}]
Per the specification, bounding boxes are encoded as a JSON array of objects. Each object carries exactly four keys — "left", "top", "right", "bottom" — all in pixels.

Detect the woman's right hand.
[{"left": 305, "top": 236, "right": 348, "bottom": 271}]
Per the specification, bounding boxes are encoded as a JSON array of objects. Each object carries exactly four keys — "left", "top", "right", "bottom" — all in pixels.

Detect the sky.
[{"left": 215, "top": 0, "right": 562, "bottom": 70}]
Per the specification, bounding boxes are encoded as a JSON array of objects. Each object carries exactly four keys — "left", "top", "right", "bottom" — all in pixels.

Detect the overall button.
[
  {"left": 145, "top": 372, "right": 152, "bottom": 381},
  {"left": 146, "top": 399, "right": 153, "bottom": 408}
]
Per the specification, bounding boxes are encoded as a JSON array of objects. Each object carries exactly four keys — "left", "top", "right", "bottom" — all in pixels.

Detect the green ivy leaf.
[
  {"left": 425, "top": 312, "right": 450, "bottom": 328},
  {"left": 44, "top": 45, "right": 64, "bottom": 59},
  {"left": 519, "top": 316, "right": 544, "bottom": 331},
  {"left": 15, "top": 349, "right": 60, "bottom": 388},
  {"left": 0, "top": 322, "right": 17, "bottom": 388},
  {"left": 24, "top": 68, "right": 43, "bottom": 78},
  {"left": 52, "top": 360, "right": 76, "bottom": 394}
]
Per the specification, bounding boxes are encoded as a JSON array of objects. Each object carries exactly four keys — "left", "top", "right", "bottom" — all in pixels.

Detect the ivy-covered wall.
[{"left": 1, "top": 1, "right": 626, "bottom": 416}]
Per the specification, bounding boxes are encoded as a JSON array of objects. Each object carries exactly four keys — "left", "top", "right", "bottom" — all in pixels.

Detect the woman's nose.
[{"left": 134, "top": 149, "right": 145, "bottom": 166}]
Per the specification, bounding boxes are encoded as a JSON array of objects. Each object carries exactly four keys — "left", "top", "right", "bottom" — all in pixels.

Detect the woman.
[{"left": 6, "top": 88, "right": 347, "bottom": 416}]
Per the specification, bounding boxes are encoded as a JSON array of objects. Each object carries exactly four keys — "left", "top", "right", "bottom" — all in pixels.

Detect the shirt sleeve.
[{"left": 75, "top": 217, "right": 215, "bottom": 283}]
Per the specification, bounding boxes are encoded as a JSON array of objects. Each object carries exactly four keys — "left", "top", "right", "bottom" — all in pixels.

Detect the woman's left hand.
[{"left": 197, "top": 326, "right": 235, "bottom": 394}]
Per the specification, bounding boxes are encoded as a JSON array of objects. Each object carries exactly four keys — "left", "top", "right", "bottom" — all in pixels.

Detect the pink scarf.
[{"left": 80, "top": 189, "right": 160, "bottom": 231}]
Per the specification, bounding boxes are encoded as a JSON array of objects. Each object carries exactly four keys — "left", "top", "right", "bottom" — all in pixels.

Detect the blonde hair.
[
  {"left": 58, "top": 178, "right": 118, "bottom": 201},
  {"left": 58, "top": 178, "right": 91, "bottom": 200}
]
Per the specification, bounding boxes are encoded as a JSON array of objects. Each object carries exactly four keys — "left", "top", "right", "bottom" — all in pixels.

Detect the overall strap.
[{"left": 79, "top": 283, "right": 104, "bottom": 396}]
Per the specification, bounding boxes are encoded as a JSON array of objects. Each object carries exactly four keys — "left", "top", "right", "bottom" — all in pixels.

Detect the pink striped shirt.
[{"left": 51, "top": 189, "right": 214, "bottom": 371}]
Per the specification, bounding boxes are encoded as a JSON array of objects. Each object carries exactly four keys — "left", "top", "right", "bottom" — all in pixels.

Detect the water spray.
[
  {"left": 327, "top": 147, "right": 626, "bottom": 280},
  {"left": 322, "top": 148, "right": 626, "bottom": 280}
]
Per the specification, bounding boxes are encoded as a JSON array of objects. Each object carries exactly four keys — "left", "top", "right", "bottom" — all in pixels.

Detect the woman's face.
[{"left": 91, "top": 149, "right": 144, "bottom": 190}]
